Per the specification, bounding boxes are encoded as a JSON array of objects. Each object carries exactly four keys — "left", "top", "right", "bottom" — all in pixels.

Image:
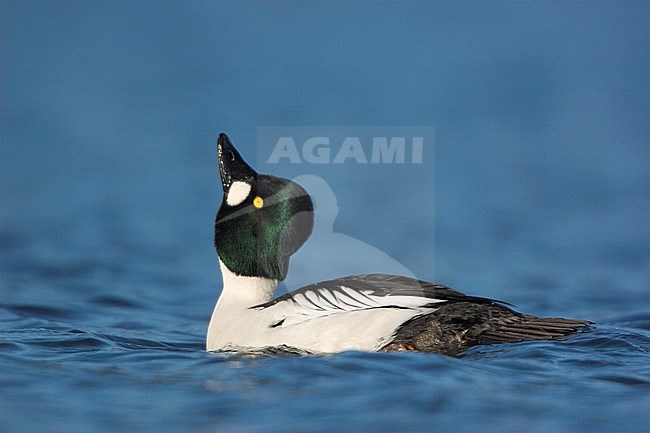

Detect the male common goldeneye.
[{"left": 207, "top": 133, "right": 590, "bottom": 355}]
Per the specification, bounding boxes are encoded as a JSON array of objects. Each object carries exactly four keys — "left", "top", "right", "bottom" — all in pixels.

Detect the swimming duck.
[{"left": 207, "top": 133, "right": 590, "bottom": 355}]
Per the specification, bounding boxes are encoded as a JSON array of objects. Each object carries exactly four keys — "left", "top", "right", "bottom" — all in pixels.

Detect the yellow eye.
[{"left": 253, "top": 196, "right": 264, "bottom": 208}]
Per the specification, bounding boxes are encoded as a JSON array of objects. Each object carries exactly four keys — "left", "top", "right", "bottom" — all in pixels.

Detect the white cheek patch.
[{"left": 226, "top": 181, "right": 252, "bottom": 206}]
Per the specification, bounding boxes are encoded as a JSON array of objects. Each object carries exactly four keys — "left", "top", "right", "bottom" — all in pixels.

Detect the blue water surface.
[{"left": 1, "top": 1, "right": 649, "bottom": 432}]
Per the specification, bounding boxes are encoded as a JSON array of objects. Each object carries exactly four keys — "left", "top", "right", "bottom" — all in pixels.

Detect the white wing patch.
[
  {"left": 226, "top": 181, "right": 252, "bottom": 206},
  {"left": 266, "top": 285, "right": 446, "bottom": 327}
]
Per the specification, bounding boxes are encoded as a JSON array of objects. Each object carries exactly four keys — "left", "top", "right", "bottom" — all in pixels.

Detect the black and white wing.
[{"left": 252, "top": 274, "right": 506, "bottom": 327}]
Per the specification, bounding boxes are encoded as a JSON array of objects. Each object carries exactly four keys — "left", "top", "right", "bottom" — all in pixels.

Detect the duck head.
[{"left": 214, "top": 133, "right": 314, "bottom": 281}]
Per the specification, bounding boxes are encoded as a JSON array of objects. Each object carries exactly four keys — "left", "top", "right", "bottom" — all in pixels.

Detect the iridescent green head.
[{"left": 214, "top": 133, "right": 314, "bottom": 281}]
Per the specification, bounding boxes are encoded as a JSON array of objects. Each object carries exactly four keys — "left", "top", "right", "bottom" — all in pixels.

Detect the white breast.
[{"left": 206, "top": 263, "right": 440, "bottom": 353}]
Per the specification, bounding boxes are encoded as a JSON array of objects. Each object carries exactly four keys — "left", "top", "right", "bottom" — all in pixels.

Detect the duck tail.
[
  {"left": 383, "top": 302, "right": 592, "bottom": 356},
  {"left": 479, "top": 314, "right": 593, "bottom": 344}
]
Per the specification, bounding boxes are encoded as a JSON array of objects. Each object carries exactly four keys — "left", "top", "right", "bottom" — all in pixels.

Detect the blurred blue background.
[{"left": 1, "top": 1, "right": 648, "bottom": 432}]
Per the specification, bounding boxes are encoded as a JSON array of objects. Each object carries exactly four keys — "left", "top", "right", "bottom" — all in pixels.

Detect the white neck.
[
  {"left": 207, "top": 259, "right": 280, "bottom": 350},
  {"left": 216, "top": 259, "right": 279, "bottom": 308}
]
